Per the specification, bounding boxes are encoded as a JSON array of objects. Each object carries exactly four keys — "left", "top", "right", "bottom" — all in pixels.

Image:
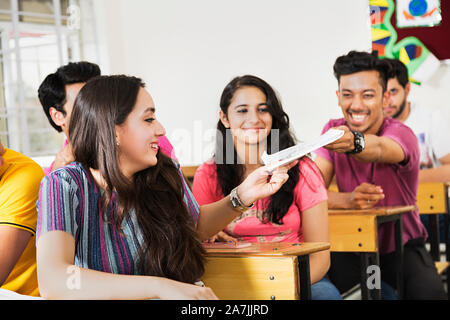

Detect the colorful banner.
[
  {"left": 396, "top": 0, "right": 442, "bottom": 28},
  {"left": 369, "top": 0, "right": 441, "bottom": 84}
]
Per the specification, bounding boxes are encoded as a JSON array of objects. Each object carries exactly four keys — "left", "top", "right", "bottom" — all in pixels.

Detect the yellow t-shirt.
[{"left": 0, "top": 149, "right": 44, "bottom": 296}]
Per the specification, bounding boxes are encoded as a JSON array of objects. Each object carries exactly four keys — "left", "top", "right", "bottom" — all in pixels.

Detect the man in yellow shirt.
[{"left": 0, "top": 141, "right": 44, "bottom": 296}]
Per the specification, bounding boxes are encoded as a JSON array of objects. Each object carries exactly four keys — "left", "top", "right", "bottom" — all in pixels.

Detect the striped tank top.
[{"left": 36, "top": 161, "right": 200, "bottom": 275}]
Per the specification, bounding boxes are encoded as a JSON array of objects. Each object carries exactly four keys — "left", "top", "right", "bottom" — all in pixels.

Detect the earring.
[{"left": 116, "top": 141, "right": 120, "bottom": 146}]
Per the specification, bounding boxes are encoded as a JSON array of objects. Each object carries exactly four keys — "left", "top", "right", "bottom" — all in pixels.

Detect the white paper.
[
  {"left": 0, "top": 288, "right": 44, "bottom": 300},
  {"left": 261, "top": 129, "right": 344, "bottom": 172}
]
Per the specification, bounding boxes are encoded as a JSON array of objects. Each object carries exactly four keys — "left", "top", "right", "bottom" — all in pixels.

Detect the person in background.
[
  {"left": 38, "top": 61, "right": 101, "bottom": 174},
  {"left": 38, "top": 61, "right": 178, "bottom": 174},
  {"left": 384, "top": 58, "right": 450, "bottom": 243},
  {"left": 36, "top": 75, "right": 295, "bottom": 299},
  {"left": 192, "top": 75, "right": 342, "bottom": 300},
  {"left": 314, "top": 50, "right": 446, "bottom": 299},
  {"left": 0, "top": 141, "right": 44, "bottom": 296}
]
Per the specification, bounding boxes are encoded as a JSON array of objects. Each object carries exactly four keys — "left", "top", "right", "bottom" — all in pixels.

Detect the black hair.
[
  {"left": 333, "top": 51, "right": 391, "bottom": 92},
  {"left": 38, "top": 61, "right": 101, "bottom": 132},
  {"left": 69, "top": 75, "right": 205, "bottom": 283},
  {"left": 215, "top": 75, "right": 300, "bottom": 224},
  {"left": 384, "top": 58, "right": 409, "bottom": 88}
]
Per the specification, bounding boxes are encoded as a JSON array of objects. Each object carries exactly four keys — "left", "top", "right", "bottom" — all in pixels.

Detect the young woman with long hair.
[
  {"left": 192, "top": 75, "right": 342, "bottom": 300},
  {"left": 36, "top": 75, "right": 295, "bottom": 299}
]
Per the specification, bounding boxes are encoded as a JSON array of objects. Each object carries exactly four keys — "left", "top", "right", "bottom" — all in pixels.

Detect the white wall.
[
  {"left": 95, "top": 0, "right": 374, "bottom": 165},
  {"left": 409, "top": 61, "right": 450, "bottom": 119}
]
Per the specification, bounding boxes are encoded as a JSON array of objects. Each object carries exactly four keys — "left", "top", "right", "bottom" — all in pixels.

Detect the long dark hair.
[
  {"left": 215, "top": 75, "right": 300, "bottom": 224},
  {"left": 69, "top": 75, "right": 205, "bottom": 283}
]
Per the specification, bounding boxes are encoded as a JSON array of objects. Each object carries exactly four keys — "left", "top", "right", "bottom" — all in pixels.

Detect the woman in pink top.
[{"left": 193, "top": 75, "right": 341, "bottom": 299}]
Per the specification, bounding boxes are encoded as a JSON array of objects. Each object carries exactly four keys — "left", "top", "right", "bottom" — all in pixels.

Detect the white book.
[{"left": 261, "top": 128, "right": 344, "bottom": 173}]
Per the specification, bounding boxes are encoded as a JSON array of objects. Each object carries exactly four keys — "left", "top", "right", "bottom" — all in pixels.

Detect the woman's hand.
[
  {"left": 237, "top": 160, "right": 298, "bottom": 206},
  {"left": 158, "top": 278, "right": 219, "bottom": 300},
  {"left": 204, "top": 231, "right": 238, "bottom": 244}
]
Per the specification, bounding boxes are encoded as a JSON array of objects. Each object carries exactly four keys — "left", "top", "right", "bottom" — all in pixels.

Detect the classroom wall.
[
  {"left": 93, "top": 0, "right": 448, "bottom": 166},
  {"left": 408, "top": 61, "right": 450, "bottom": 119}
]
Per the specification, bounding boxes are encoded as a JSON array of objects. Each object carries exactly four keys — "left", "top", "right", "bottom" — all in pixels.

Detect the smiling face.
[
  {"left": 384, "top": 77, "right": 410, "bottom": 119},
  {"left": 337, "top": 70, "right": 388, "bottom": 134},
  {"left": 115, "top": 88, "right": 166, "bottom": 177},
  {"left": 220, "top": 86, "right": 273, "bottom": 148}
]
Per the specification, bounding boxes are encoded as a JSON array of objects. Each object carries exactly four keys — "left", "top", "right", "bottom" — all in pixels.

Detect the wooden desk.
[
  {"left": 447, "top": 183, "right": 450, "bottom": 268},
  {"left": 201, "top": 242, "right": 330, "bottom": 300},
  {"left": 328, "top": 205, "right": 416, "bottom": 300},
  {"left": 417, "top": 182, "right": 448, "bottom": 261},
  {"left": 181, "top": 165, "right": 199, "bottom": 182},
  {"left": 417, "top": 182, "right": 450, "bottom": 299}
]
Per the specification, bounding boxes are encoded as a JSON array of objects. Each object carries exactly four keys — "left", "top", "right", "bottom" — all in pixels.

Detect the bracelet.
[{"left": 229, "top": 187, "right": 254, "bottom": 213}]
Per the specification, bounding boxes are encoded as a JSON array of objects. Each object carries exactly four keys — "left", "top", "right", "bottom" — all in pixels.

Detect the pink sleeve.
[
  {"left": 158, "top": 136, "right": 178, "bottom": 161},
  {"left": 44, "top": 139, "right": 69, "bottom": 176},
  {"left": 192, "top": 162, "right": 223, "bottom": 206},
  {"left": 295, "top": 157, "right": 328, "bottom": 212},
  {"left": 314, "top": 146, "right": 333, "bottom": 163},
  {"left": 43, "top": 163, "right": 54, "bottom": 176},
  {"left": 382, "top": 122, "right": 419, "bottom": 172}
]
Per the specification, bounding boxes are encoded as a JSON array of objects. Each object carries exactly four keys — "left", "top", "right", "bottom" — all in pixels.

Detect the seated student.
[
  {"left": 38, "top": 61, "right": 101, "bottom": 174},
  {"left": 0, "top": 141, "right": 44, "bottom": 296},
  {"left": 383, "top": 58, "right": 450, "bottom": 243},
  {"left": 38, "top": 62, "right": 176, "bottom": 173},
  {"left": 192, "top": 75, "right": 342, "bottom": 300},
  {"left": 314, "top": 50, "right": 446, "bottom": 299},
  {"left": 36, "top": 75, "right": 295, "bottom": 299}
]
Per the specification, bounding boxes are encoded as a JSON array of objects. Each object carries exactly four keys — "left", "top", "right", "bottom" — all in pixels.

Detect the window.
[{"left": 0, "top": 0, "right": 98, "bottom": 165}]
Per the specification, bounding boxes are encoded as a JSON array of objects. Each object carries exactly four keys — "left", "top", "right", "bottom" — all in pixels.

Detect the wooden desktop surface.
[
  {"left": 328, "top": 205, "right": 417, "bottom": 216},
  {"left": 204, "top": 242, "right": 330, "bottom": 257}
]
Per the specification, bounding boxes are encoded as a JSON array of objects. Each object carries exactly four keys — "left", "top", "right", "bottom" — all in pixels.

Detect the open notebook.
[{"left": 202, "top": 242, "right": 252, "bottom": 249}]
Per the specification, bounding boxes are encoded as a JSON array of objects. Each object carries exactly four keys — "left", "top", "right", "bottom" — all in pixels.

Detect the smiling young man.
[
  {"left": 38, "top": 62, "right": 101, "bottom": 174},
  {"left": 314, "top": 51, "right": 446, "bottom": 299}
]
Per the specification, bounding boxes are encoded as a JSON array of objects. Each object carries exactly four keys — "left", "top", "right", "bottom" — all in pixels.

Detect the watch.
[
  {"left": 230, "top": 187, "right": 254, "bottom": 213},
  {"left": 346, "top": 131, "right": 365, "bottom": 154}
]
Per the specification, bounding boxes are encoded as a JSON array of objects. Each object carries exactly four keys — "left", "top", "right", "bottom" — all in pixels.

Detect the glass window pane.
[
  {"left": 0, "top": 0, "right": 11, "bottom": 22},
  {"left": 19, "top": 0, "right": 54, "bottom": 15},
  {"left": 0, "top": 0, "right": 11, "bottom": 10},
  {"left": 18, "top": 31, "right": 65, "bottom": 156},
  {"left": 18, "top": 0, "right": 70, "bottom": 24},
  {"left": 0, "top": 0, "right": 96, "bottom": 155},
  {"left": 26, "top": 105, "right": 62, "bottom": 155}
]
